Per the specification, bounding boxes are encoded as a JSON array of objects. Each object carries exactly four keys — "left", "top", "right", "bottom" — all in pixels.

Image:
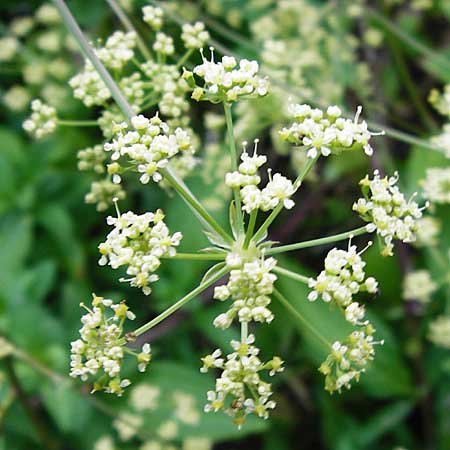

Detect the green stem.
[
  {"left": 253, "top": 156, "right": 318, "bottom": 243},
  {"left": 131, "top": 266, "right": 229, "bottom": 338},
  {"left": 177, "top": 48, "right": 194, "bottom": 68},
  {"left": 54, "top": 0, "right": 232, "bottom": 245},
  {"left": 105, "top": 0, "right": 153, "bottom": 61},
  {"left": 53, "top": 0, "right": 135, "bottom": 120},
  {"left": 243, "top": 210, "right": 257, "bottom": 249},
  {"left": 241, "top": 321, "right": 248, "bottom": 342},
  {"left": 224, "top": 102, "right": 244, "bottom": 235},
  {"left": 4, "top": 357, "right": 59, "bottom": 450},
  {"left": 160, "top": 167, "right": 233, "bottom": 244},
  {"left": 166, "top": 252, "right": 226, "bottom": 261},
  {"left": 385, "top": 33, "right": 437, "bottom": 131},
  {"left": 266, "top": 225, "right": 369, "bottom": 255},
  {"left": 139, "top": 98, "right": 159, "bottom": 111},
  {"left": 273, "top": 289, "right": 331, "bottom": 350},
  {"left": 57, "top": 119, "right": 98, "bottom": 127},
  {"left": 273, "top": 266, "right": 310, "bottom": 285},
  {"left": 368, "top": 8, "right": 450, "bottom": 77}
]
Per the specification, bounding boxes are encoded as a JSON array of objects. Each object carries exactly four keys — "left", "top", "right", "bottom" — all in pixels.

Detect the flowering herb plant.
[{"left": 19, "top": 0, "right": 436, "bottom": 429}]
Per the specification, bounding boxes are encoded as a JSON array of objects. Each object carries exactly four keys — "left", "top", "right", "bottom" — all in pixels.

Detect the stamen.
[{"left": 253, "top": 138, "right": 259, "bottom": 156}]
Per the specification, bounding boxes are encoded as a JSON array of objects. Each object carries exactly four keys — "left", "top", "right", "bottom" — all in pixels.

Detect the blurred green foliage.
[{"left": 1, "top": 1, "right": 450, "bottom": 450}]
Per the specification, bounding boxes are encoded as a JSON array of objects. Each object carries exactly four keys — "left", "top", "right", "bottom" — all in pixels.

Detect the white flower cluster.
[
  {"left": 201, "top": 335, "right": 283, "bottom": 425},
  {"left": 308, "top": 244, "right": 378, "bottom": 325},
  {"left": 431, "top": 124, "right": 450, "bottom": 158},
  {"left": 98, "top": 209, "right": 182, "bottom": 295},
  {"left": 319, "top": 325, "right": 383, "bottom": 393},
  {"left": 142, "top": 5, "right": 164, "bottom": 30},
  {"left": 153, "top": 32, "right": 174, "bottom": 56},
  {"left": 85, "top": 179, "right": 126, "bottom": 212},
  {"left": 23, "top": 99, "right": 57, "bottom": 138},
  {"left": 141, "top": 62, "right": 190, "bottom": 118},
  {"left": 70, "top": 294, "right": 151, "bottom": 395},
  {"left": 353, "top": 170, "right": 424, "bottom": 256},
  {"left": 183, "top": 49, "right": 269, "bottom": 103},
  {"left": 69, "top": 61, "right": 111, "bottom": 107},
  {"left": 428, "top": 316, "right": 450, "bottom": 349},
  {"left": 119, "top": 72, "right": 145, "bottom": 108},
  {"left": 213, "top": 256, "right": 277, "bottom": 328},
  {"left": 402, "top": 270, "right": 437, "bottom": 304},
  {"left": 3, "top": 85, "right": 31, "bottom": 112},
  {"left": 104, "top": 114, "right": 194, "bottom": 185},
  {"left": 181, "top": 22, "right": 210, "bottom": 49},
  {"left": 97, "top": 31, "right": 136, "bottom": 70},
  {"left": 414, "top": 216, "right": 441, "bottom": 247},
  {"left": 225, "top": 140, "right": 295, "bottom": 213},
  {"left": 279, "top": 104, "right": 378, "bottom": 158},
  {"left": 422, "top": 168, "right": 450, "bottom": 204},
  {"left": 69, "top": 31, "right": 136, "bottom": 107},
  {"left": 0, "top": 36, "right": 19, "bottom": 61},
  {"left": 77, "top": 144, "right": 106, "bottom": 173}
]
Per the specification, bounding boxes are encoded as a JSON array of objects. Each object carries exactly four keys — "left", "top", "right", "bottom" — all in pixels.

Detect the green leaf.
[
  {"left": 41, "top": 381, "right": 92, "bottom": 433},
  {"left": 133, "top": 362, "right": 267, "bottom": 439}
]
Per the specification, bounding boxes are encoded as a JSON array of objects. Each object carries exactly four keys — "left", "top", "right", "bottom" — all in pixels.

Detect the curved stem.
[
  {"left": 273, "top": 266, "right": 310, "bottom": 285},
  {"left": 224, "top": 102, "right": 244, "bottom": 235},
  {"left": 130, "top": 266, "right": 229, "bottom": 338},
  {"left": 273, "top": 289, "right": 331, "bottom": 350},
  {"left": 266, "top": 225, "right": 369, "bottom": 255}
]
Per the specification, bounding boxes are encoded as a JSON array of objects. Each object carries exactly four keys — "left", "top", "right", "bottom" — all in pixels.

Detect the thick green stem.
[
  {"left": 166, "top": 252, "right": 226, "bottom": 261},
  {"left": 266, "top": 225, "right": 370, "bottom": 256},
  {"left": 57, "top": 119, "right": 98, "bottom": 127},
  {"left": 131, "top": 266, "right": 229, "bottom": 338},
  {"left": 105, "top": 0, "right": 152, "bottom": 61},
  {"left": 273, "top": 266, "right": 310, "bottom": 285},
  {"left": 243, "top": 210, "right": 257, "bottom": 249},
  {"left": 273, "top": 289, "right": 331, "bottom": 350},
  {"left": 253, "top": 156, "right": 318, "bottom": 243},
  {"left": 224, "top": 102, "right": 244, "bottom": 235}
]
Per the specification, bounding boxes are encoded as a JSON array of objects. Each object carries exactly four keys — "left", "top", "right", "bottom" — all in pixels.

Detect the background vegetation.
[{"left": 1, "top": 1, "right": 450, "bottom": 450}]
